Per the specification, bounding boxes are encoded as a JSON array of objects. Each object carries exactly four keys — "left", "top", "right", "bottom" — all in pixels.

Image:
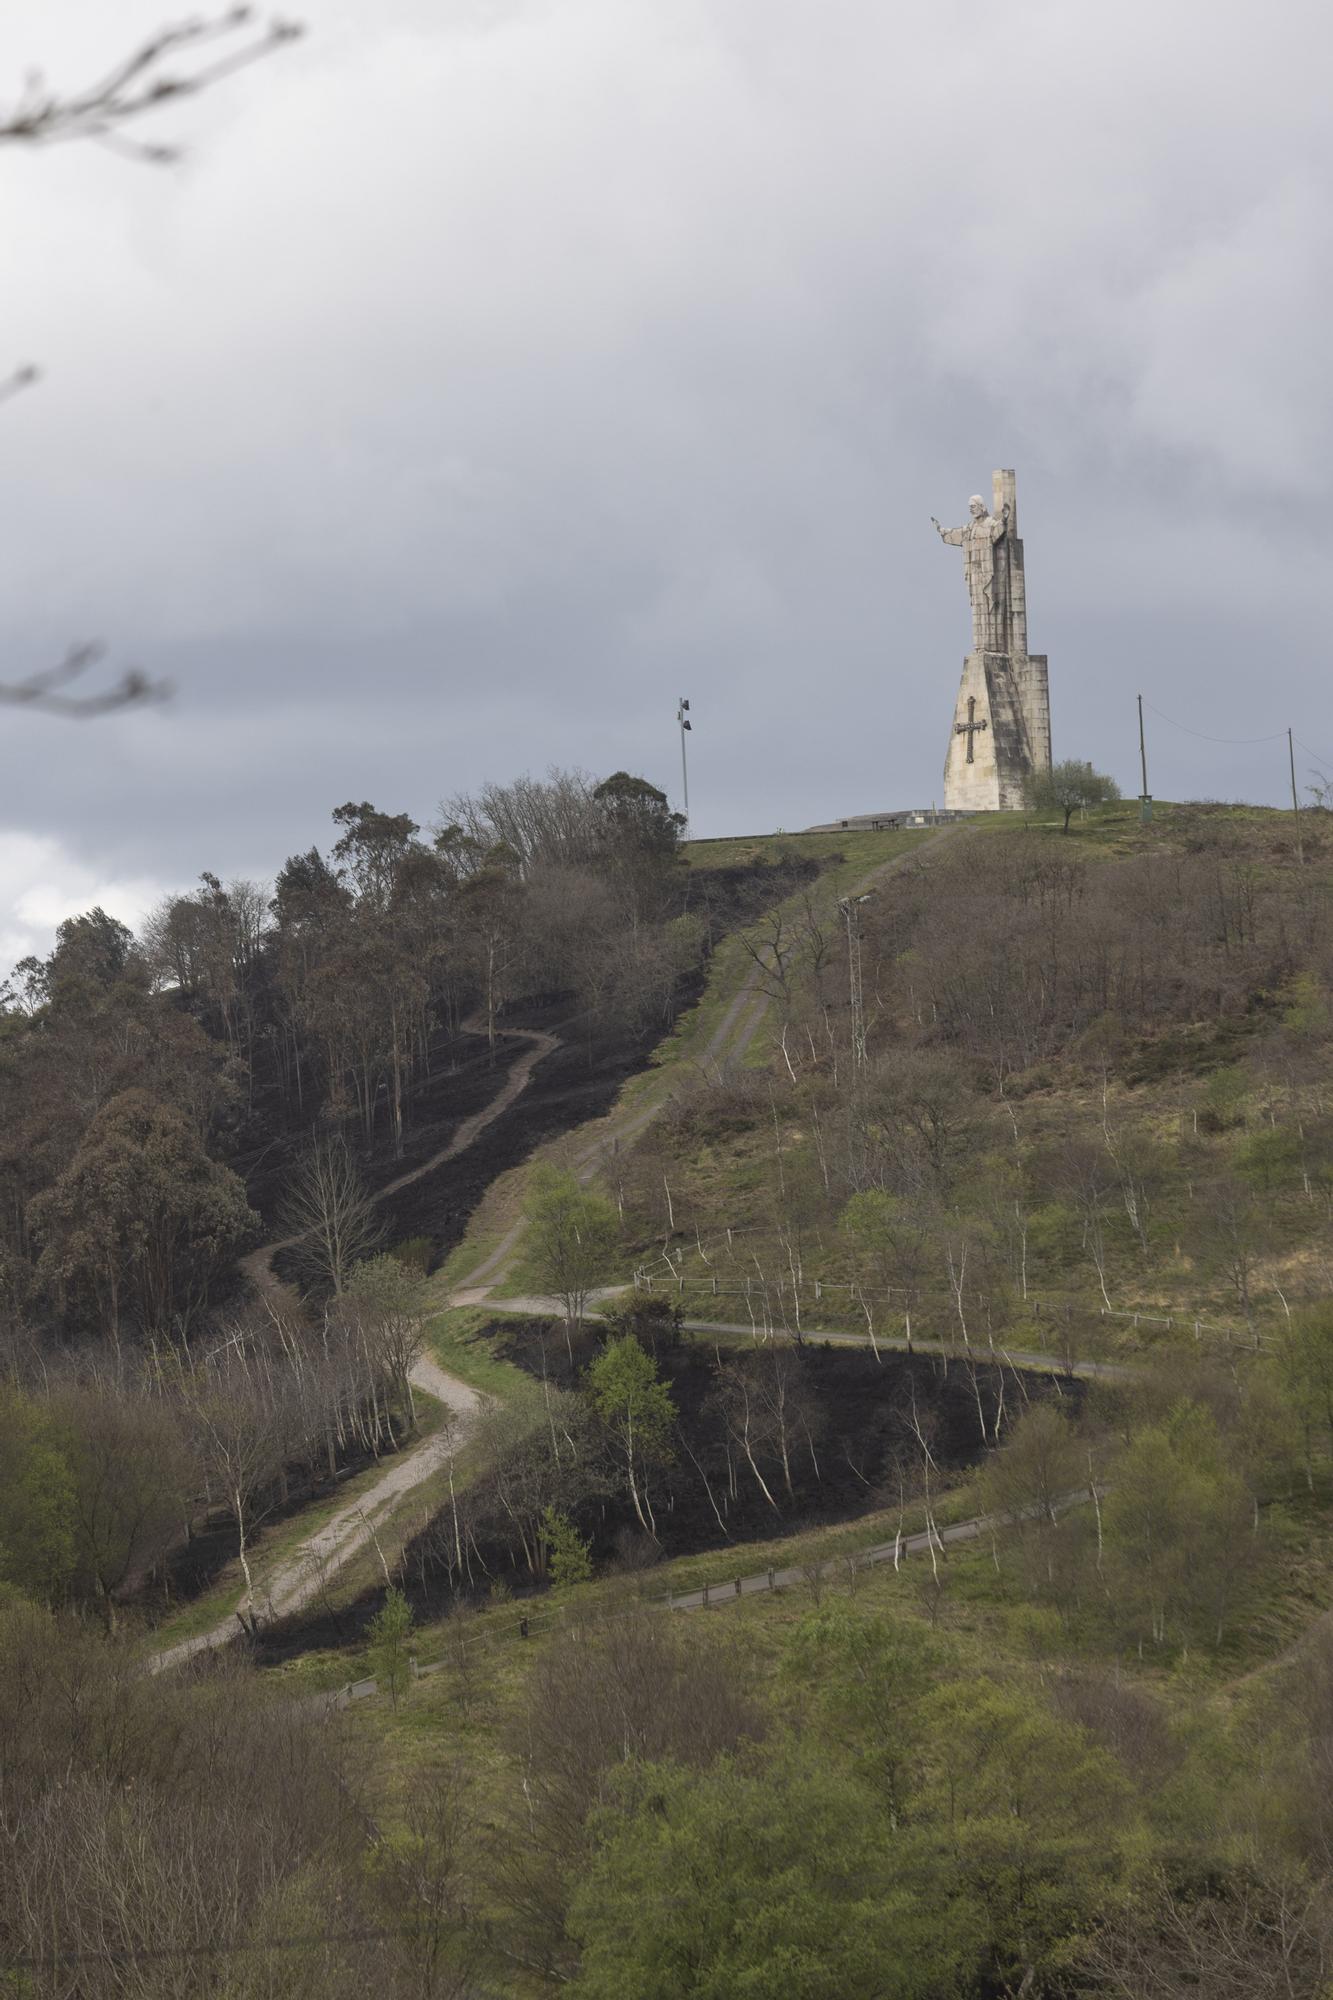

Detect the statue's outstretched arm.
[{"left": 931, "top": 517, "right": 964, "bottom": 546}]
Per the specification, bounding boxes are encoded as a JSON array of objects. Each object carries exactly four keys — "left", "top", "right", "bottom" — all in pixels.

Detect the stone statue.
[
  {"left": 930, "top": 493, "right": 1013, "bottom": 656},
  {"left": 929, "top": 469, "right": 1052, "bottom": 812}
]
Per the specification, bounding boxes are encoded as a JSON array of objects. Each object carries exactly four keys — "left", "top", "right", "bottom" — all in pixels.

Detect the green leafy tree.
[
  {"left": 978, "top": 1402, "right": 1095, "bottom": 1617},
  {"left": 591, "top": 772, "right": 686, "bottom": 923},
  {"left": 1103, "top": 1410, "right": 1253, "bottom": 1648},
  {"left": 569, "top": 1752, "right": 980, "bottom": 2000},
  {"left": 586, "top": 1336, "right": 675, "bottom": 1539},
  {"left": 1235, "top": 1125, "right": 1306, "bottom": 1196},
  {"left": 591, "top": 772, "right": 685, "bottom": 869},
  {"left": 51, "top": 1385, "right": 189, "bottom": 1633},
  {"left": 541, "top": 1506, "right": 593, "bottom": 1589},
  {"left": 0, "top": 1389, "right": 73, "bottom": 1602},
  {"left": 1025, "top": 759, "right": 1122, "bottom": 832},
  {"left": 919, "top": 1678, "right": 1132, "bottom": 1991},
  {"left": 368, "top": 1586, "right": 414, "bottom": 1709},
  {"left": 981, "top": 1402, "right": 1086, "bottom": 1529},
  {"left": 27, "top": 1088, "right": 257, "bottom": 1341},
  {"left": 783, "top": 1608, "right": 943, "bottom": 1826},
  {"left": 1279, "top": 1301, "right": 1333, "bottom": 1485},
  {"left": 525, "top": 1166, "right": 621, "bottom": 1355},
  {"left": 1281, "top": 970, "right": 1332, "bottom": 1042}
]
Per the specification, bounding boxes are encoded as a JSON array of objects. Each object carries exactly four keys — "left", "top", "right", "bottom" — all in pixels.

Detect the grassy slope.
[
  {"left": 283, "top": 804, "right": 1333, "bottom": 1996},
  {"left": 425, "top": 824, "right": 925, "bottom": 1302},
  {"left": 183, "top": 831, "right": 924, "bottom": 1654},
  {"left": 627, "top": 801, "right": 1333, "bottom": 1357}
]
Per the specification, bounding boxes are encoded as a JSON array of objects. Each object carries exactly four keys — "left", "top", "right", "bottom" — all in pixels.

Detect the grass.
[
  {"left": 435, "top": 1226, "right": 510, "bottom": 1291},
  {"left": 682, "top": 828, "right": 917, "bottom": 871},
  {"left": 321, "top": 1463, "right": 1333, "bottom": 1734},
  {"left": 427, "top": 1305, "right": 534, "bottom": 1397},
  {"left": 980, "top": 796, "right": 1305, "bottom": 859},
  {"left": 432, "top": 826, "right": 934, "bottom": 1300},
  {"left": 147, "top": 1390, "right": 450, "bottom": 1654}
]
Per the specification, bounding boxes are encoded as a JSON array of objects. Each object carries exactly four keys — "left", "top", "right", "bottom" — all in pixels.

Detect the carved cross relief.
[{"left": 954, "top": 693, "right": 988, "bottom": 764}]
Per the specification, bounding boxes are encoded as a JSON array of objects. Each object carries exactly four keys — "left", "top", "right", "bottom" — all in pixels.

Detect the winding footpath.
[
  {"left": 157, "top": 833, "right": 964, "bottom": 1669},
  {"left": 155, "top": 1022, "right": 556, "bottom": 1670}
]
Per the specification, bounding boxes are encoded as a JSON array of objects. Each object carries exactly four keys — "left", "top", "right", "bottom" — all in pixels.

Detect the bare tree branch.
[
  {"left": 0, "top": 364, "right": 39, "bottom": 405},
  {"left": 0, "top": 15, "right": 303, "bottom": 718},
  {"left": 0, "top": 10, "right": 304, "bottom": 162},
  {"left": 0, "top": 644, "right": 171, "bottom": 716}
]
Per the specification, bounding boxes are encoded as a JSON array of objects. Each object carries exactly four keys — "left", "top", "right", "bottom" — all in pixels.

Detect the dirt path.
[
  {"left": 240, "top": 1018, "right": 559, "bottom": 1305},
  {"left": 155, "top": 1024, "right": 557, "bottom": 1669},
  {"left": 458, "top": 828, "right": 960, "bottom": 1296},
  {"left": 156, "top": 837, "right": 957, "bottom": 1667},
  {"left": 463, "top": 1292, "right": 1129, "bottom": 1383}
]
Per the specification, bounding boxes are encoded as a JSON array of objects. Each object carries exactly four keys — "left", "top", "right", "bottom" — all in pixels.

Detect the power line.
[{"left": 1140, "top": 700, "right": 1288, "bottom": 748}]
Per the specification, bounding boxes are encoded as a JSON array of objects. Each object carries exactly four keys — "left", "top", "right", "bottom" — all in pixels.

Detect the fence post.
[
  {"left": 767, "top": 1567, "right": 775, "bottom": 1591},
  {"left": 735, "top": 1577, "right": 742, "bottom": 1597},
  {"left": 702, "top": 1583, "right": 709, "bottom": 1608}
]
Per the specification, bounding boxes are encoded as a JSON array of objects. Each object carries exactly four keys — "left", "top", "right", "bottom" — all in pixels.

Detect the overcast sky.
[{"left": 3, "top": 0, "right": 1331, "bottom": 964}]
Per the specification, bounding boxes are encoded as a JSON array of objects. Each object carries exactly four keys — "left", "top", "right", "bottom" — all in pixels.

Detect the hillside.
[{"left": 7, "top": 794, "right": 1333, "bottom": 1997}]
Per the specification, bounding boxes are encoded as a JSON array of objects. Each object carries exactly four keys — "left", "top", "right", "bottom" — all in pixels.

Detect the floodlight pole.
[{"left": 677, "top": 697, "right": 691, "bottom": 817}]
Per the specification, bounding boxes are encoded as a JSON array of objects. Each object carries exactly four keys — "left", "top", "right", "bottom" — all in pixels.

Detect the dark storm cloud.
[{"left": 2, "top": 0, "right": 1331, "bottom": 956}]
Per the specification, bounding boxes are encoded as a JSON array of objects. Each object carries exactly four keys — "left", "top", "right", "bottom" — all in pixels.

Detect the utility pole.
[
  {"left": 1137, "top": 694, "right": 1152, "bottom": 824},
  {"left": 677, "top": 697, "right": 691, "bottom": 817},
  {"left": 839, "top": 891, "right": 876, "bottom": 1073},
  {"left": 1289, "top": 726, "right": 1304, "bottom": 864}
]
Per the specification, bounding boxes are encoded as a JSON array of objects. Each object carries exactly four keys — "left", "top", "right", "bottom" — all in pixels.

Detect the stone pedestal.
[{"left": 943, "top": 653, "right": 1028, "bottom": 810}]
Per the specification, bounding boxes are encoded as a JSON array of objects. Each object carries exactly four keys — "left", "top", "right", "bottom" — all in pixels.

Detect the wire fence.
[
  {"left": 630, "top": 1250, "right": 1269, "bottom": 1353},
  {"left": 326, "top": 1491, "right": 1013, "bottom": 1710}
]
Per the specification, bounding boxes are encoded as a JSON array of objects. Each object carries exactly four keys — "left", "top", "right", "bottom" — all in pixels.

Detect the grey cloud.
[{"left": 1, "top": 0, "right": 1331, "bottom": 959}]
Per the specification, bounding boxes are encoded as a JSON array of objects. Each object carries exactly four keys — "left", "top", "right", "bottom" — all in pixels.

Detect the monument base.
[{"left": 943, "top": 651, "right": 1048, "bottom": 812}]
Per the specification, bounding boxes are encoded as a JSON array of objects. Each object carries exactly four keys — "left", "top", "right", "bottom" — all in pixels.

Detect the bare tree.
[
  {"left": 280, "top": 1135, "right": 383, "bottom": 1295},
  {"left": 182, "top": 1330, "right": 293, "bottom": 1610},
  {"left": 1078, "top": 1868, "right": 1333, "bottom": 1999}
]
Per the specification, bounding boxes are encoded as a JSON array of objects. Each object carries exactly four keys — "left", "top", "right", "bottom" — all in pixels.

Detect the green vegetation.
[
  {"left": 367, "top": 1585, "right": 415, "bottom": 1706},
  {"left": 1024, "top": 757, "right": 1122, "bottom": 831},
  {"left": 520, "top": 1166, "right": 622, "bottom": 1334},
  {"left": 541, "top": 1507, "right": 594, "bottom": 1589},
  {"left": 7, "top": 794, "right": 1333, "bottom": 1994}
]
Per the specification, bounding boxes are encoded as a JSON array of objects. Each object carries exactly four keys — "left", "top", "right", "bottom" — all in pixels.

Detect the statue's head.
[{"left": 968, "top": 494, "right": 987, "bottom": 519}]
